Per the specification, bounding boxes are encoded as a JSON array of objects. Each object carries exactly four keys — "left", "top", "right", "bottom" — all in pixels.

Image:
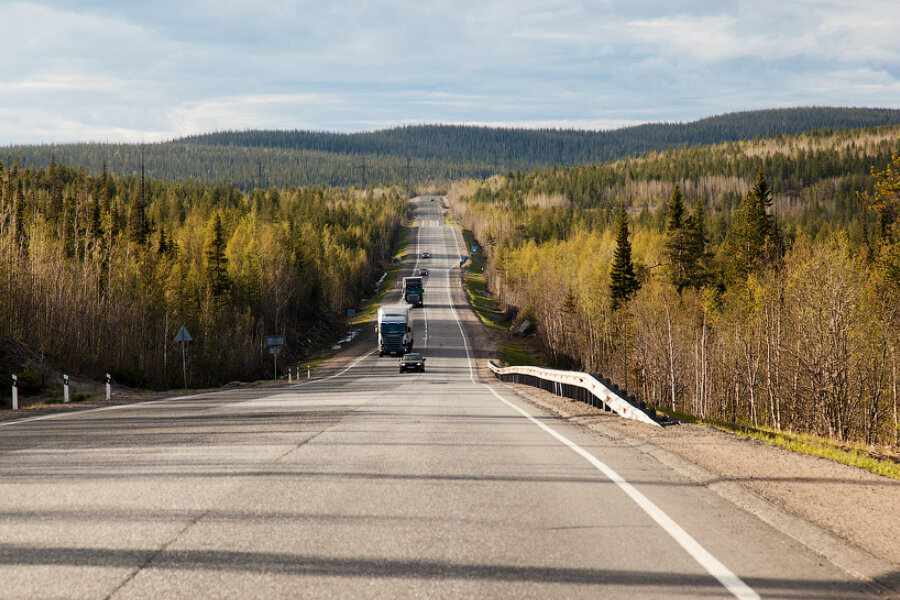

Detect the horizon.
[{"left": 3, "top": 105, "right": 898, "bottom": 149}]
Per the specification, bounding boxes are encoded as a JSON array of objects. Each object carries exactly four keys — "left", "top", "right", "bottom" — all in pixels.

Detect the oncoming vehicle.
[
  {"left": 399, "top": 353, "right": 426, "bottom": 373},
  {"left": 419, "top": 268, "right": 429, "bottom": 276},
  {"left": 377, "top": 307, "right": 413, "bottom": 356},
  {"left": 403, "top": 276, "right": 424, "bottom": 307},
  {"left": 422, "top": 251, "right": 430, "bottom": 259}
]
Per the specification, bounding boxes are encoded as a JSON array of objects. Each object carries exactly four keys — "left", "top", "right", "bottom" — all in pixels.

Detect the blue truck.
[{"left": 403, "top": 276, "right": 424, "bottom": 307}]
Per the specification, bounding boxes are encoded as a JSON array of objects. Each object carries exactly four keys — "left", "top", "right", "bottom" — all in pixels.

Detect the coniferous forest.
[
  {"left": 4, "top": 107, "right": 900, "bottom": 190},
  {"left": 449, "top": 125, "right": 900, "bottom": 448},
  {"left": 0, "top": 156, "right": 404, "bottom": 390}
]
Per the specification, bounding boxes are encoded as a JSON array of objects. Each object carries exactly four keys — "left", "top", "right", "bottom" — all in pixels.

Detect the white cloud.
[
  {"left": 0, "top": 0, "right": 899, "bottom": 144},
  {"left": 166, "top": 93, "right": 349, "bottom": 135}
]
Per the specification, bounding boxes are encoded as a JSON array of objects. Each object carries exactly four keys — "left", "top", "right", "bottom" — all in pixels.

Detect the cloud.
[
  {"left": 166, "top": 93, "right": 349, "bottom": 135},
  {"left": 0, "top": 0, "right": 898, "bottom": 144}
]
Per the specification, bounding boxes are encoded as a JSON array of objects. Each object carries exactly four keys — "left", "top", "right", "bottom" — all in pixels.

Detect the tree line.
[
  {"left": 449, "top": 129, "right": 900, "bottom": 448},
  {"left": 4, "top": 108, "right": 900, "bottom": 190},
  {"left": 0, "top": 156, "right": 405, "bottom": 391}
]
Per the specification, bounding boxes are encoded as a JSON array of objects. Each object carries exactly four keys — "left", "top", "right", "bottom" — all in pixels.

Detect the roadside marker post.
[
  {"left": 174, "top": 325, "right": 192, "bottom": 390},
  {"left": 63, "top": 375, "right": 70, "bottom": 403},
  {"left": 11, "top": 375, "right": 17, "bottom": 410},
  {"left": 106, "top": 373, "right": 111, "bottom": 401}
]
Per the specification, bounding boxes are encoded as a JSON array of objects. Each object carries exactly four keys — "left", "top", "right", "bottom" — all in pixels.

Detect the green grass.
[
  {"left": 357, "top": 228, "right": 410, "bottom": 322},
  {"left": 459, "top": 228, "right": 506, "bottom": 329},
  {"left": 498, "top": 340, "right": 539, "bottom": 367},
  {"left": 457, "top": 226, "right": 540, "bottom": 367},
  {"left": 653, "top": 406, "right": 900, "bottom": 480}
]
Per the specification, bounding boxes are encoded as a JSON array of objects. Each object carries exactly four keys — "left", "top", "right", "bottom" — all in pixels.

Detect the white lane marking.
[
  {"left": 0, "top": 392, "right": 220, "bottom": 428},
  {"left": 290, "top": 349, "right": 377, "bottom": 387},
  {"left": 442, "top": 219, "right": 759, "bottom": 600}
]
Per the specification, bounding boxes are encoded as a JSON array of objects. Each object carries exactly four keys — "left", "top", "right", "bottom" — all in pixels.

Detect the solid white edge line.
[{"left": 443, "top": 217, "right": 759, "bottom": 600}]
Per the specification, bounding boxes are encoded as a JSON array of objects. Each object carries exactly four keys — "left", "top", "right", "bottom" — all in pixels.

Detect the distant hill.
[{"left": 4, "top": 107, "right": 900, "bottom": 189}]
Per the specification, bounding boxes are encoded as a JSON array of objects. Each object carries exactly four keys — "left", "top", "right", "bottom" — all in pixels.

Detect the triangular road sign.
[{"left": 174, "top": 325, "right": 192, "bottom": 342}]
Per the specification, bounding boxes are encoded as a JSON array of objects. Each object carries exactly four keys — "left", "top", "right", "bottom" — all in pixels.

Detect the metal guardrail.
[{"left": 488, "top": 361, "right": 663, "bottom": 427}]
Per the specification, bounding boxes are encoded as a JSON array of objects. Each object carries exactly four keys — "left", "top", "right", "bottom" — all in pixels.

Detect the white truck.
[{"left": 377, "top": 306, "right": 413, "bottom": 356}]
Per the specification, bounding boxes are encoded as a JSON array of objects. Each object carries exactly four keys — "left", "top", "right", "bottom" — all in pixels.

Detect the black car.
[
  {"left": 419, "top": 268, "right": 429, "bottom": 276},
  {"left": 399, "top": 353, "right": 426, "bottom": 373}
]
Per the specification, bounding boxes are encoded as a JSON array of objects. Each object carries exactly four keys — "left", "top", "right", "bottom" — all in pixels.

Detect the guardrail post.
[
  {"left": 11, "top": 375, "right": 18, "bottom": 410},
  {"left": 63, "top": 375, "right": 70, "bottom": 403}
]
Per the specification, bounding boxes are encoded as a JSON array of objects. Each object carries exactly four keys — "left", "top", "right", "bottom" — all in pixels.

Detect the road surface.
[{"left": 0, "top": 197, "right": 887, "bottom": 599}]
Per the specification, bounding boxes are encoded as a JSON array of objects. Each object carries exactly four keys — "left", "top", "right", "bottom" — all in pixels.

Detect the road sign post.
[
  {"left": 174, "top": 325, "right": 192, "bottom": 390},
  {"left": 63, "top": 375, "right": 70, "bottom": 403},
  {"left": 11, "top": 375, "right": 17, "bottom": 410},
  {"left": 265, "top": 335, "right": 286, "bottom": 381}
]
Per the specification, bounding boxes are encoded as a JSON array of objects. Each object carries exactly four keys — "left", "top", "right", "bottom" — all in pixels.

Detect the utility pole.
[
  {"left": 257, "top": 161, "right": 267, "bottom": 188},
  {"left": 356, "top": 156, "right": 367, "bottom": 189},
  {"left": 492, "top": 154, "right": 511, "bottom": 175},
  {"left": 403, "top": 156, "right": 414, "bottom": 198}
]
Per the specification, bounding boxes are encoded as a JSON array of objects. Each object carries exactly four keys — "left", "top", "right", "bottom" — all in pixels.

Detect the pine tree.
[
  {"left": 683, "top": 198, "right": 709, "bottom": 287},
  {"left": 99, "top": 160, "right": 110, "bottom": 215},
  {"left": 610, "top": 204, "right": 640, "bottom": 309},
  {"left": 48, "top": 153, "right": 62, "bottom": 224},
  {"left": 861, "top": 153, "right": 900, "bottom": 243},
  {"left": 129, "top": 153, "right": 148, "bottom": 244},
  {"left": 562, "top": 286, "right": 577, "bottom": 315},
  {"left": 13, "top": 180, "right": 25, "bottom": 242},
  {"left": 665, "top": 183, "right": 685, "bottom": 231},
  {"left": 205, "top": 212, "right": 230, "bottom": 298},
  {"left": 722, "top": 170, "right": 781, "bottom": 284},
  {"left": 663, "top": 184, "right": 692, "bottom": 290}
]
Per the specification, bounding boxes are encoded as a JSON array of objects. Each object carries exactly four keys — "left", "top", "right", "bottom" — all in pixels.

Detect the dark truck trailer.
[{"left": 403, "top": 276, "right": 424, "bottom": 307}]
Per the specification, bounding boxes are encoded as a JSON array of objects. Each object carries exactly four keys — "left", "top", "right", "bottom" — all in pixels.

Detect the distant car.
[
  {"left": 422, "top": 252, "right": 430, "bottom": 258},
  {"left": 419, "top": 268, "right": 429, "bottom": 276},
  {"left": 431, "top": 198, "right": 435, "bottom": 201},
  {"left": 399, "top": 353, "right": 426, "bottom": 373}
]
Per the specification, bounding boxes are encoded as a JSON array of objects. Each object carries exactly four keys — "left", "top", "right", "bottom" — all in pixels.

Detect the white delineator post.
[
  {"left": 63, "top": 375, "right": 70, "bottom": 403},
  {"left": 106, "top": 373, "right": 111, "bottom": 401},
  {"left": 11, "top": 375, "right": 18, "bottom": 410}
]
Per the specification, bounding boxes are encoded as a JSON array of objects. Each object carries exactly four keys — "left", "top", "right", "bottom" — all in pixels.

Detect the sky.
[{"left": 1, "top": 0, "right": 899, "bottom": 144}]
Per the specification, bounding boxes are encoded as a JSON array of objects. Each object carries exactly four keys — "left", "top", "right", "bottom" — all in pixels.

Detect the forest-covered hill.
[
  {"left": 447, "top": 124, "right": 900, "bottom": 447},
  {"left": 3, "top": 107, "right": 900, "bottom": 190}
]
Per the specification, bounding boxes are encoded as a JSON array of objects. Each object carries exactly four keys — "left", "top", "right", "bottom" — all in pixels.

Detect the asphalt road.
[{"left": 0, "top": 197, "right": 887, "bottom": 599}]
